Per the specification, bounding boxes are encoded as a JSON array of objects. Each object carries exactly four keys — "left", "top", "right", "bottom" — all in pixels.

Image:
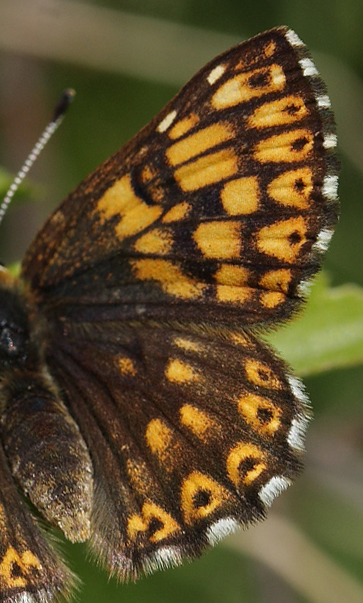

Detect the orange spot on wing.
[
  {"left": 221, "top": 176, "right": 260, "bottom": 215},
  {"left": 162, "top": 201, "right": 191, "bottom": 223},
  {"left": 132, "top": 259, "right": 205, "bottom": 299},
  {"left": 166, "top": 359, "right": 200, "bottom": 384},
  {"left": 267, "top": 167, "right": 314, "bottom": 209},
  {"left": 174, "top": 149, "right": 238, "bottom": 191},
  {"left": 256, "top": 216, "right": 308, "bottom": 262},
  {"left": 96, "top": 174, "right": 162, "bottom": 240},
  {"left": 167, "top": 123, "right": 234, "bottom": 166},
  {"left": 248, "top": 95, "right": 308, "bottom": 129},
  {"left": 238, "top": 393, "right": 282, "bottom": 436},
  {"left": 212, "top": 64, "right": 286, "bottom": 109},
  {"left": 254, "top": 129, "right": 314, "bottom": 163},
  {"left": 194, "top": 221, "right": 241, "bottom": 259},
  {"left": 133, "top": 227, "right": 173, "bottom": 255},
  {"left": 181, "top": 471, "right": 231, "bottom": 524},
  {"left": 244, "top": 358, "right": 283, "bottom": 389},
  {"left": 227, "top": 443, "right": 267, "bottom": 487},
  {"left": 169, "top": 113, "right": 200, "bottom": 139}
]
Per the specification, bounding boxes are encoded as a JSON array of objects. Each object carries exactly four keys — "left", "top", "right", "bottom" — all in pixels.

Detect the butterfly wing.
[
  {"left": 46, "top": 321, "right": 308, "bottom": 579},
  {"left": 22, "top": 27, "right": 338, "bottom": 329},
  {"left": 19, "top": 26, "right": 338, "bottom": 583}
]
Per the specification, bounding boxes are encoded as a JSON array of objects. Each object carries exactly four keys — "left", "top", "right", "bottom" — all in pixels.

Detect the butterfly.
[{"left": 0, "top": 26, "right": 339, "bottom": 602}]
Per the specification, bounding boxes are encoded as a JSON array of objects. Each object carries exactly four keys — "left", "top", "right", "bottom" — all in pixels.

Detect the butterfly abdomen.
[{"left": 0, "top": 272, "right": 93, "bottom": 543}]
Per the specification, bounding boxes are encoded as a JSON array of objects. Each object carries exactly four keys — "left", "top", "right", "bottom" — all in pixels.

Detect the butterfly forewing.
[
  {"left": 22, "top": 27, "right": 338, "bottom": 330},
  {"left": 0, "top": 26, "right": 339, "bottom": 602}
]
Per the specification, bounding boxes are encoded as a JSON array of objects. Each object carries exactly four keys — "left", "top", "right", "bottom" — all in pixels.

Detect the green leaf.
[{"left": 267, "top": 274, "right": 363, "bottom": 376}]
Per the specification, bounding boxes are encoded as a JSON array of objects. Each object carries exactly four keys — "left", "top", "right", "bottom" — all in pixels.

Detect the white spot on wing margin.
[
  {"left": 313, "top": 228, "right": 334, "bottom": 252},
  {"left": 285, "top": 29, "right": 304, "bottom": 48},
  {"left": 288, "top": 415, "right": 309, "bottom": 452},
  {"left": 143, "top": 546, "right": 183, "bottom": 574},
  {"left": 287, "top": 375, "right": 310, "bottom": 405},
  {"left": 259, "top": 476, "right": 292, "bottom": 507},
  {"left": 317, "top": 94, "right": 331, "bottom": 109},
  {"left": 206, "top": 517, "right": 240, "bottom": 546},
  {"left": 322, "top": 174, "right": 339, "bottom": 201},
  {"left": 296, "top": 278, "right": 313, "bottom": 297},
  {"left": 207, "top": 64, "right": 226, "bottom": 85},
  {"left": 299, "top": 58, "right": 319, "bottom": 77},
  {"left": 157, "top": 110, "right": 177, "bottom": 133},
  {"left": 323, "top": 133, "right": 337, "bottom": 149}
]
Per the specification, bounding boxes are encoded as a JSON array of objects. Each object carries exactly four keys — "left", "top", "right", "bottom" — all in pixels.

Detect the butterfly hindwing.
[{"left": 44, "top": 321, "right": 309, "bottom": 579}]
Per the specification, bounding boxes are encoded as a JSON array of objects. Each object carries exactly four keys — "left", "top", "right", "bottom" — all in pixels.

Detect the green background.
[{"left": 0, "top": 1, "right": 363, "bottom": 602}]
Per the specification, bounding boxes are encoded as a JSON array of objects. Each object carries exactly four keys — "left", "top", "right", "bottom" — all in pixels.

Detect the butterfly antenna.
[{"left": 0, "top": 88, "right": 76, "bottom": 228}]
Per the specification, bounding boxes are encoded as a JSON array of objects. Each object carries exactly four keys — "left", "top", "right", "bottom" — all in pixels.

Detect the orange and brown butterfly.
[{"left": 0, "top": 26, "right": 338, "bottom": 602}]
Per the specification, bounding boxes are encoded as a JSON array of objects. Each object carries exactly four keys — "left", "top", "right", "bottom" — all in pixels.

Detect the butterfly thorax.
[{"left": 0, "top": 268, "right": 93, "bottom": 543}]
